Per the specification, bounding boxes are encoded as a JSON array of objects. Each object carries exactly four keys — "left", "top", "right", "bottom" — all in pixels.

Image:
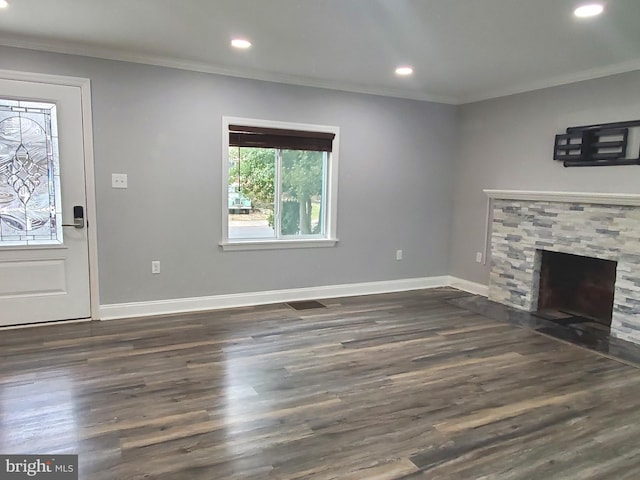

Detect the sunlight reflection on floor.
[{"left": 0, "top": 371, "right": 79, "bottom": 453}]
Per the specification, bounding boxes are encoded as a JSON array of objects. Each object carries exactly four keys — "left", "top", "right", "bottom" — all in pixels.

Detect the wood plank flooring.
[{"left": 2, "top": 288, "right": 640, "bottom": 479}]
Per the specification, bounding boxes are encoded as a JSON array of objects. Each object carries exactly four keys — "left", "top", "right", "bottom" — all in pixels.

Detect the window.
[
  {"left": 221, "top": 117, "right": 339, "bottom": 250},
  {"left": 0, "top": 99, "right": 62, "bottom": 246}
]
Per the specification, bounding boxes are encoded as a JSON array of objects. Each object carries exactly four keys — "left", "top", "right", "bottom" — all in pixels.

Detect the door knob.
[{"left": 62, "top": 206, "right": 85, "bottom": 229}]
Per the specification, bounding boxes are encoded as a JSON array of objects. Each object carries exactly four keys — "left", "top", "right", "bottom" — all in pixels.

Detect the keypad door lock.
[{"left": 62, "top": 206, "right": 85, "bottom": 229}]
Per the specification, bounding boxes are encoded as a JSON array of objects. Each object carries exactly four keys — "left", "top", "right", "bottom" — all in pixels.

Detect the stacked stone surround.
[{"left": 485, "top": 190, "right": 640, "bottom": 344}]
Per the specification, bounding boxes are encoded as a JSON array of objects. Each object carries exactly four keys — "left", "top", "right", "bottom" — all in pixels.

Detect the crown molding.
[
  {"left": 4, "top": 34, "right": 640, "bottom": 106},
  {"left": 0, "top": 35, "right": 460, "bottom": 105},
  {"left": 462, "top": 58, "right": 640, "bottom": 104}
]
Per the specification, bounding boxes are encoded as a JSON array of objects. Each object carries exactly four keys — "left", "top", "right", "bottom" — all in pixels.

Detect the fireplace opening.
[{"left": 537, "top": 250, "right": 617, "bottom": 326}]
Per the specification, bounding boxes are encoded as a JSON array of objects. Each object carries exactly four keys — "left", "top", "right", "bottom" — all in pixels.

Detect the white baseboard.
[
  {"left": 448, "top": 277, "right": 489, "bottom": 297},
  {"left": 99, "top": 276, "right": 454, "bottom": 320}
]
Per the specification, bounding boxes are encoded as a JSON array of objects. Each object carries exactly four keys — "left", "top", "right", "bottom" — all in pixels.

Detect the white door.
[{"left": 0, "top": 79, "right": 91, "bottom": 326}]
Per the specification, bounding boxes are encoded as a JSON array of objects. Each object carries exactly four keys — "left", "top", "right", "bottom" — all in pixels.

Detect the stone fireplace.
[{"left": 484, "top": 190, "right": 640, "bottom": 344}]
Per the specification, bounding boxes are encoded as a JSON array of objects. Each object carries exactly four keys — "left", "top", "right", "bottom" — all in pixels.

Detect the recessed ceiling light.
[
  {"left": 231, "top": 38, "right": 252, "bottom": 49},
  {"left": 0, "top": 0, "right": 9, "bottom": 9},
  {"left": 574, "top": 3, "right": 604, "bottom": 18},
  {"left": 395, "top": 66, "right": 413, "bottom": 76}
]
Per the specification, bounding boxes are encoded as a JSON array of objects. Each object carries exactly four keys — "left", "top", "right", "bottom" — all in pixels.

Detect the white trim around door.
[{"left": 0, "top": 69, "right": 100, "bottom": 320}]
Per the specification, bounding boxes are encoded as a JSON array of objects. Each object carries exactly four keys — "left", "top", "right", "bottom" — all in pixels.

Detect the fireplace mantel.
[{"left": 484, "top": 189, "right": 640, "bottom": 207}]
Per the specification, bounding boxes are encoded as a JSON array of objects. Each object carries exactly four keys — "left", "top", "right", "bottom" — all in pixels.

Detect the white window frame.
[{"left": 220, "top": 116, "right": 339, "bottom": 251}]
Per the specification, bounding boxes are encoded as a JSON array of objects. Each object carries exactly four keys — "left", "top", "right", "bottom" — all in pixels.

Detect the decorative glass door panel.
[{"left": 0, "top": 99, "right": 62, "bottom": 245}]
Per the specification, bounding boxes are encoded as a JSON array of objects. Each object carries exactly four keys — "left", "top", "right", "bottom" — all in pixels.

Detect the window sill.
[{"left": 219, "top": 238, "right": 338, "bottom": 251}]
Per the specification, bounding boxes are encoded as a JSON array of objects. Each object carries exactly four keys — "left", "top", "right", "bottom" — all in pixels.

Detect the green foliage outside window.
[{"left": 229, "top": 147, "right": 324, "bottom": 235}]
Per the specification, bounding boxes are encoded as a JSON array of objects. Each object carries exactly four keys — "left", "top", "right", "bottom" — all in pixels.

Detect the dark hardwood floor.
[{"left": 2, "top": 288, "right": 640, "bottom": 479}]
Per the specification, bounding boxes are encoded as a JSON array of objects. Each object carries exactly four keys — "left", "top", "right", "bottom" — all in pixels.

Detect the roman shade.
[{"left": 229, "top": 124, "right": 335, "bottom": 152}]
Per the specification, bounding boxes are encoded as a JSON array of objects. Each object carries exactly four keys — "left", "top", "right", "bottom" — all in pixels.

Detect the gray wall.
[
  {"left": 0, "top": 46, "right": 457, "bottom": 305},
  {"left": 452, "top": 70, "right": 640, "bottom": 285}
]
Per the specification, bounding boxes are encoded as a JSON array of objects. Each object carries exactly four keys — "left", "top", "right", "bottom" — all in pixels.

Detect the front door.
[{"left": 0, "top": 78, "right": 91, "bottom": 326}]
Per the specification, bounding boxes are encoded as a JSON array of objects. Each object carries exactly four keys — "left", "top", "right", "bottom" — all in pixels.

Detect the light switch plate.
[{"left": 112, "top": 173, "right": 128, "bottom": 189}]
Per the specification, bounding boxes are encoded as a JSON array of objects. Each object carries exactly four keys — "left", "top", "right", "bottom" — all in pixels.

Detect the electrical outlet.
[
  {"left": 112, "top": 173, "right": 128, "bottom": 189},
  {"left": 396, "top": 249, "right": 403, "bottom": 261},
  {"left": 151, "top": 260, "right": 161, "bottom": 274},
  {"left": 475, "top": 252, "right": 483, "bottom": 263}
]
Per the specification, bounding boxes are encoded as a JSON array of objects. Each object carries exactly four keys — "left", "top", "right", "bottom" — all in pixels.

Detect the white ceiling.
[{"left": 0, "top": 0, "right": 639, "bottom": 104}]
